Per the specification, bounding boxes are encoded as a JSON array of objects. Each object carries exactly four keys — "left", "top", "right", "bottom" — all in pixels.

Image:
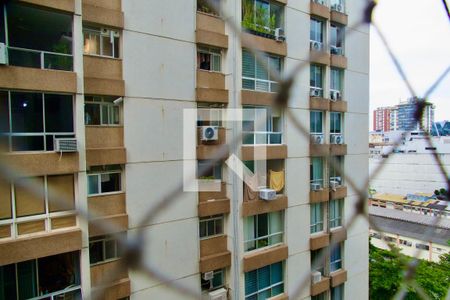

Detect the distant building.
[
  {"left": 431, "top": 121, "right": 450, "bottom": 136},
  {"left": 373, "top": 98, "right": 435, "bottom": 132}
]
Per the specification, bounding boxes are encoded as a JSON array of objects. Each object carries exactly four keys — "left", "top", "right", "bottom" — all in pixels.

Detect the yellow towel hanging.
[{"left": 270, "top": 170, "right": 285, "bottom": 192}]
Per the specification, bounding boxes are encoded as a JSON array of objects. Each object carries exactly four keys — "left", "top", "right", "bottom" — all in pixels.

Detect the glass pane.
[
  {"left": 38, "top": 252, "right": 80, "bottom": 294},
  {"left": 45, "top": 94, "right": 74, "bottom": 132},
  {"left": 44, "top": 52, "right": 73, "bottom": 71},
  {"left": 270, "top": 262, "right": 282, "bottom": 283},
  {"left": 89, "top": 240, "right": 103, "bottom": 264},
  {"left": 243, "top": 79, "right": 256, "bottom": 90},
  {"left": 215, "top": 218, "right": 223, "bottom": 235},
  {"left": 105, "top": 239, "right": 116, "bottom": 260},
  {"left": 207, "top": 220, "right": 215, "bottom": 236},
  {"left": 11, "top": 136, "right": 44, "bottom": 151},
  {"left": 101, "top": 105, "right": 109, "bottom": 125},
  {"left": 0, "top": 264, "right": 17, "bottom": 300},
  {"left": 212, "top": 270, "right": 223, "bottom": 288},
  {"left": 245, "top": 270, "right": 257, "bottom": 295},
  {"left": 17, "top": 260, "right": 38, "bottom": 299},
  {"left": 257, "top": 214, "right": 268, "bottom": 238},
  {"left": 100, "top": 173, "right": 121, "bottom": 193},
  {"left": 255, "top": 0, "right": 270, "bottom": 28},
  {"left": 257, "top": 290, "right": 270, "bottom": 300},
  {"left": 255, "top": 80, "right": 269, "bottom": 92},
  {"left": 85, "top": 103, "right": 101, "bottom": 125},
  {"left": 114, "top": 36, "right": 120, "bottom": 58},
  {"left": 212, "top": 54, "right": 221, "bottom": 72},
  {"left": 113, "top": 106, "right": 120, "bottom": 124},
  {"left": 242, "top": 50, "right": 255, "bottom": 78},
  {"left": 272, "top": 283, "right": 284, "bottom": 296},
  {"left": 8, "top": 48, "right": 41, "bottom": 68},
  {"left": 7, "top": 2, "right": 73, "bottom": 53},
  {"left": 101, "top": 35, "right": 113, "bottom": 57},
  {"left": 199, "top": 221, "right": 207, "bottom": 238},
  {"left": 0, "top": 91, "right": 9, "bottom": 134},
  {"left": 11, "top": 92, "right": 43, "bottom": 133},
  {"left": 256, "top": 59, "right": 269, "bottom": 80},
  {"left": 258, "top": 265, "right": 270, "bottom": 289},
  {"left": 84, "top": 32, "right": 100, "bottom": 55},
  {"left": 0, "top": 9, "right": 4, "bottom": 44},
  {"left": 87, "top": 175, "right": 99, "bottom": 195}
]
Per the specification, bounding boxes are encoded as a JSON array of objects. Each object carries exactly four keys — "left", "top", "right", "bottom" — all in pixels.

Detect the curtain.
[
  {"left": 269, "top": 212, "right": 283, "bottom": 244},
  {"left": 312, "top": 158, "right": 323, "bottom": 182},
  {"left": 244, "top": 216, "right": 255, "bottom": 251}
]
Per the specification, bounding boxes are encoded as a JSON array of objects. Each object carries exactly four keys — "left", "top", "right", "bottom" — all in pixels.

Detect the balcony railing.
[
  {"left": 31, "top": 285, "right": 81, "bottom": 300},
  {"left": 7, "top": 46, "right": 73, "bottom": 71},
  {"left": 242, "top": 76, "right": 280, "bottom": 93},
  {"left": 243, "top": 131, "right": 282, "bottom": 145},
  {"left": 244, "top": 231, "right": 283, "bottom": 251}
]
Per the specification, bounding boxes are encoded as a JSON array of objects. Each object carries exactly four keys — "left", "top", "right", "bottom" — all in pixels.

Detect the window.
[
  {"left": 245, "top": 262, "right": 283, "bottom": 299},
  {"left": 0, "top": 252, "right": 80, "bottom": 300},
  {"left": 201, "top": 268, "right": 225, "bottom": 291},
  {"left": 311, "top": 249, "right": 325, "bottom": 275},
  {"left": 310, "top": 111, "right": 323, "bottom": 134},
  {"left": 331, "top": 284, "right": 344, "bottom": 300},
  {"left": 310, "top": 65, "right": 324, "bottom": 92},
  {"left": 242, "top": 0, "right": 284, "bottom": 37},
  {"left": 244, "top": 211, "right": 283, "bottom": 251},
  {"left": 310, "top": 157, "right": 324, "bottom": 188},
  {"left": 310, "top": 18, "right": 324, "bottom": 44},
  {"left": 329, "top": 156, "right": 343, "bottom": 185},
  {"left": 242, "top": 106, "right": 282, "bottom": 144},
  {"left": 312, "top": 293, "right": 327, "bottom": 300},
  {"left": 310, "top": 203, "right": 324, "bottom": 233},
  {"left": 399, "top": 239, "right": 412, "bottom": 247},
  {"left": 329, "top": 199, "right": 343, "bottom": 228},
  {"left": 330, "top": 243, "right": 342, "bottom": 272},
  {"left": 197, "top": 0, "right": 221, "bottom": 15},
  {"left": 83, "top": 26, "right": 120, "bottom": 58},
  {"left": 87, "top": 165, "right": 122, "bottom": 196},
  {"left": 330, "top": 24, "right": 344, "bottom": 54},
  {"left": 85, "top": 96, "right": 120, "bottom": 125},
  {"left": 197, "top": 105, "right": 223, "bottom": 127},
  {"left": 198, "top": 47, "right": 221, "bottom": 72},
  {"left": 242, "top": 49, "right": 282, "bottom": 92},
  {"left": 4, "top": 2, "right": 73, "bottom": 70},
  {"left": 416, "top": 243, "right": 430, "bottom": 250},
  {"left": 198, "top": 160, "right": 222, "bottom": 180},
  {"left": 89, "top": 234, "right": 124, "bottom": 265},
  {"left": 199, "top": 214, "right": 224, "bottom": 239},
  {"left": 330, "top": 68, "right": 343, "bottom": 93},
  {"left": 1, "top": 91, "right": 74, "bottom": 152},
  {"left": 330, "top": 112, "right": 342, "bottom": 134}
]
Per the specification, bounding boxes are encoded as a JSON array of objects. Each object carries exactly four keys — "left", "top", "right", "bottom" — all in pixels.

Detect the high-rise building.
[
  {"left": 0, "top": 0, "right": 369, "bottom": 299},
  {"left": 374, "top": 98, "right": 435, "bottom": 132}
]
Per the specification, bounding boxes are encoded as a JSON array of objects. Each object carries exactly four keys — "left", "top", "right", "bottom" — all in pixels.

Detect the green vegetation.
[
  {"left": 369, "top": 241, "right": 450, "bottom": 299},
  {"left": 242, "top": 0, "right": 276, "bottom": 35}
]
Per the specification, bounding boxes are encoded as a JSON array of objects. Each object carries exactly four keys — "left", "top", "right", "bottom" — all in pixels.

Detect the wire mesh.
[{"left": 0, "top": 0, "right": 449, "bottom": 299}]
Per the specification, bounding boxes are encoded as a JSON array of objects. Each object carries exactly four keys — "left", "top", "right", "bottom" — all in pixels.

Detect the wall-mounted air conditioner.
[
  {"left": 209, "top": 288, "right": 227, "bottom": 300},
  {"left": 311, "top": 183, "right": 322, "bottom": 191},
  {"left": 312, "top": 271, "right": 322, "bottom": 284},
  {"left": 330, "top": 90, "right": 341, "bottom": 101},
  {"left": 310, "top": 40, "right": 323, "bottom": 51},
  {"left": 332, "top": 3, "right": 344, "bottom": 12},
  {"left": 331, "top": 46, "right": 343, "bottom": 55},
  {"left": 310, "top": 87, "right": 322, "bottom": 97},
  {"left": 0, "top": 43, "right": 7, "bottom": 65},
  {"left": 54, "top": 138, "right": 78, "bottom": 152},
  {"left": 331, "top": 134, "right": 343, "bottom": 144},
  {"left": 330, "top": 180, "right": 339, "bottom": 189},
  {"left": 311, "top": 134, "right": 324, "bottom": 144},
  {"left": 201, "top": 126, "right": 219, "bottom": 141},
  {"left": 202, "top": 271, "right": 214, "bottom": 281},
  {"left": 275, "top": 28, "right": 285, "bottom": 42},
  {"left": 259, "top": 188, "right": 277, "bottom": 201}
]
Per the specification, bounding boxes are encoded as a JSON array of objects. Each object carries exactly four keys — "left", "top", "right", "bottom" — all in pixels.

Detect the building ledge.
[
  {"left": 200, "top": 251, "right": 231, "bottom": 273},
  {"left": 310, "top": 188, "right": 330, "bottom": 203},
  {"left": 198, "top": 198, "right": 230, "bottom": 217},
  {"left": 241, "top": 144, "right": 287, "bottom": 160},
  {"left": 330, "top": 269, "right": 347, "bottom": 287},
  {"left": 330, "top": 186, "right": 347, "bottom": 200},
  {"left": 89, "top": 214, "right": 128, "bottom": 237},
  {"left": 243, "top": 244, "right": 288, "bottom": 272},
  {"left": 242, "top": 195, "right": 288, "bottom": 217},
  {"left": 310, "top": 1, "right": 330, "bottom": 19},
  {"left": 311, "top": 276, "right": 330, "bottom": 296},
  {"left": 242, "top": 32, "right": 287, "bottom": 56},
  {"left": 310, "top": 97, "right": 330, "bottom": 111},
  {"left": 310, "top": 232, "right": 330, "bottom": 250},
  {"left": 330, "top": 227, "right": 347, "bottom": 244}
]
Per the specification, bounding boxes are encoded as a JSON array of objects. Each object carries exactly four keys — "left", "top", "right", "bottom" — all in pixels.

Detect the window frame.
[
  {"left": 310, "top": 65, "right": 324, "bottom": 91},
  {"left": 310, "top": 18, "right": 324, "bottom": 44},
  {"left": 197, "top": 46, "right": 222, "bottom": 72},
  {"left": 330, "top": 68, "right": 343, "bottom": 93},
  {"left": 244, "top": 262, "right": 284, "bottom": 299},
  {"left": 83, "top": 26, "right": 120, "bottom": 58},
  {"left": 330, "top": 23, "right": 344, "bottom": 51},
  {"left": 310, "top": 203, "right": 324, "bottom": 234},
  {"left": 199, "top": 214, "right": 224, "bottom": 239},
  {"left": 87, "top": 167, "right": 122, "bottom": 196},
  {"left": 89, "top": 234, "right": 124, "bottom": 266},
  {"left": 242, "top": 49, "right": 282, "bottom": 93},
  {"left": 331, "top": 283, "right": 344, "bottom": 300},
  {"left": 330, "top": 243, "right": 342, "bottom": 272},
  {"left": 84, "top": 96, "right": 120, "bottom": 126},
  {"left": 310, "top": 157, "right": 324, "bottom": 187},
  {"left": 1, "top": 90, "right": 75, "bottom": 152},
  {"left": 242, "top": 106, "right": 283, "bottom": 145},
  {"left": 244, "top": 211, "right": 284, "bottom": 251},
  {"left": 329, "top": 199, "right": 343, "bottom": 229},
  {"left": 330, "top": 112, "right": 342, "bottom": 134},
  {"left": 201, "top": 268, "right": 225, "bottom": 292},
  {"left": 310, "top": 110, "right": 324, "bottom": 134},
  {"left": 242, "top": 0, "right": 285, "bottom": 35}
]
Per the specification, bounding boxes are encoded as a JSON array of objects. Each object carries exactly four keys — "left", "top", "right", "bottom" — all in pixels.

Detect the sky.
[{"left": 370, "top": 0, "right": 450, "bottom": 124}]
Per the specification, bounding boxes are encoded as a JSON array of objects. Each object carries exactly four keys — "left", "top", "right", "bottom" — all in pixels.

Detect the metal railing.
[
  {"left": 242, "top": 131, "right": 283, "bottom": 145},
  {"left": 7, "top": 46, "right": 73, "bottom": 71}
]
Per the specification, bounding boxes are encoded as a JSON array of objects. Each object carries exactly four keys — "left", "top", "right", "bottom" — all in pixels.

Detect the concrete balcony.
[
  {"left": 196, "top": 70, "right": 229, "bottom": 103},
  {"left": 330, "top": 185, "right": 347, "bottom": 200},
  {"left": 310, "top": 188, "right": 330, "bottom": 203},
  {"left": 310, "top": 96, "right": 330, "bottom": 111},
  {"left": 311, "top": 276, "right": 330, "bottom": 296},
  {"left": 310, "top": 1, "right": 330, "bottom": 19},
  {"left": 196, "top": 12, "right": 228, "bottom": 49},
  {"left": 243, "top": 244, "right": 288, "bottom": 272},
  {"left": 242, "top": 195, "right": 288, "bottom": 217},
  {"left": 85, "top": 126, "right": 126, "bottom": 167},
  {"left": 198, "top": 181, "right": 230, "bottom": 217},
  {"left": 83, "top": 55, "right": 125, "bottom": 96},
  {"left": 330, "top": 10, "right": 348, "bottom": 25},
  {"left": 82, "top": 0, "right": 124, "bottom": 28},
  {"left": 310, "top": 232, "right": 330, "bottom": 250},
  {"left": 199, "top": 235, "right": 231, "bottom": 272},
  {"left": 330, "top": 269, "right": 347, "bottom": 287},
  {"left": 241, "top": 144, "right": 288, "bottom": 160},
  {"left": 330, "top": 54, "right": 348, "bottom": 69},
  {"left": 330, "top": 99, "right": 348, "bottom": 112},
  {"left": 242, "top": 32, "right": 287, "bottom": 57}
]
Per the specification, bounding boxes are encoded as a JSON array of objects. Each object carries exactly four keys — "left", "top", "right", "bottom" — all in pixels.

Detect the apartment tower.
[{"left": 0, "top": 0, "right": 369, "bottom": 299}]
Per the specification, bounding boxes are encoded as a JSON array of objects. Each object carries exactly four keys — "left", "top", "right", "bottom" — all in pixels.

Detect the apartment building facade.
[{"left": 0, "top": 0, "right": 369, "bottom": 299}]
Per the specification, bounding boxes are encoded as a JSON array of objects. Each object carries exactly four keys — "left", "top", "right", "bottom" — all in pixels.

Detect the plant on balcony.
[
  {"left": 242, "top": 1, "right": 276, "bottom": 38},
  {"left": 197, "top": 0, "right": 219, "bottom": 15}
]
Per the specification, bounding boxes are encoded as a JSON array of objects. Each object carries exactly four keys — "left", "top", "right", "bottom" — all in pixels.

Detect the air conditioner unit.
[
  {"left": 332, "top": 3, "right": 343, "bottom": 12},
  {"left": 312, "top": 271, "right": 322, "bottom": 284},
  {"left": 310, "top": 183, "right": 321, "bottom": 191},
  {"left": 313, "top": 0, "right": 325, "bottom": 5},
  {"left": 311, "top": 134, "right": 324, "bottom": 144},
  {"left": 330, "top": 90, "right": 340, "bottom": 101},
  {"left": 101, "top": 28, "right": 110, "bottom": 36},
  {"left": 0, "top": 43, "right": 6, "bottom": 65},
  {"left": 274, "top": 28, "right": 285, "bottom": 42},
  {"left": 331, "top": 46, "right": 343, "bottom": 55},
  {"left": 208, "top": 288, "right": 227, "bottom": 300},
  {"left": 330, "top": 176, "right": 342, "bottom": 185},
  {"left": 310, "top": 40, "right": 322, "bottom": 51},
  {"left": 331, "top": 134, "right": 343, "bottom": 144},
  {"left": 310, "top": 87, "right": 322, "bottom": 97},
  {"left": 330, "top": 180, "right": 339, "bottom": 189},
  {"left": 202, "top": 271, "right": 214, "bottom": 281},
  {"left": 112, "top": 30, "right": 120, "bottom": 37},
  {"left": 54, "top": 138, "right": 78, "bottom": 152},
  {"left": 259, "top": 188, "right": 277, "bottom": 201},
  {"left": 201, "top": 126, "right": 219, "bottom": 141}
]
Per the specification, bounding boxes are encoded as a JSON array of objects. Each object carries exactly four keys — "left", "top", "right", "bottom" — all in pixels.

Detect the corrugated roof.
[
  {"left": 369, "top": 206, "right": 450, "bottom": 229},
  {"left": 372, "top": 193, "right": 407, "bottom": 203},
  {"left": 369, "top": 215, "right": 450, "bottom": 245}
]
